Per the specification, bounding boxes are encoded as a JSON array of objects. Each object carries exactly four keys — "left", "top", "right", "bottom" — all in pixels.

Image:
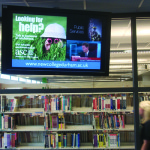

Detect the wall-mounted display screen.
[{"left": 2, "top": 5, "right": 111, "bottom": 76}]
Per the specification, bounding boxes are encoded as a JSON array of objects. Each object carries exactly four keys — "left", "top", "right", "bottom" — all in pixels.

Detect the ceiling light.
[
  {"left": 11, "top": 76, "right": 18, "bottom": 81},
  {"left": 32, "top": 80, "right": 36, "bottom": 84},
  {"left": 26, "top": 79, "right": 31, "bottom": 83},
  {"left": 1, "top": 74, "right": 10, "bottom": 80},
  {"left": 19, "top": 78, "right": 26, "bottom": 82}
]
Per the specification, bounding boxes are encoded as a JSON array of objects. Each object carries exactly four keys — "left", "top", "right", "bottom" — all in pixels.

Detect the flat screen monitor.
[{"left": 2, "top": 5, "right": 111, "bottom": 76}]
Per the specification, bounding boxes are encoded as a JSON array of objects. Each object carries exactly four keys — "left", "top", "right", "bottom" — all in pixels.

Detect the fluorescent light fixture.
[
  {"left": 26, "top": 79, "right": 31, "bottom": 83},
  {"left": 37, "top": 81, "right": 41, "bottom": 84},
  {"left": 11, "top": 76, "right": 18, "bottom": 81},
  {"left": 137, "top": 30, "right": 150, "bottom": 35},
  {"left": 25, "top": 77, "right": 29, "bottom": 78},
  {"left": 19, "top": 77, "right": 27, "bottom": 82},
  {"left": 1, "top": 74, "right": 10, "bottom": 80},
  {"left": 32, "top": 80, "right": 36, "bottom": 84}
]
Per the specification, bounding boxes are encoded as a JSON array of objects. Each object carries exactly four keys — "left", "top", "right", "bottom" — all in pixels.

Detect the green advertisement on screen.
[{"left": 12, "top": 13, "right": 67, "bottom": 61}]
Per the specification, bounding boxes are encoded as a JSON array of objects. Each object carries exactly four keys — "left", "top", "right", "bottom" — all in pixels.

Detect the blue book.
[
  {"left": 7, "top": 133, "right": 10, "bottom": 149},
  {"left": 78, "top": 133, "right": 80, "bottom": 148},
  {"left": 57, "top": 98, "right": 59, "bottom": 110},
  {"left": 71, "top": 134, "right": 74, "bottom": 147},
  {"left": 110, "top": 98, "right": 113, "bottom": 110},
  {"left": 56, "top": 98, "right": 57, "bottom": 110},
  {"left": 63, "top": 96, "right": 65, "bottom": 111},
  {"left": 113, "top": 100, "right": 115, "bottom": 110},
  {"left": 117, "top": 134, "right": 120, "bottom": 147}
]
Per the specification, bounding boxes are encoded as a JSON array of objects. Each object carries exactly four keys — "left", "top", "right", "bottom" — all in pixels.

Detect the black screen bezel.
[{"left": 2, "top": 5, "right": 111, "bottom": 76}]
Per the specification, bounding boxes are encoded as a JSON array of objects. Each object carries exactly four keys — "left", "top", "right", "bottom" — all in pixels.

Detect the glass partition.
[{"left": 136, "top": 18, "right": 150, "bottom": 87}]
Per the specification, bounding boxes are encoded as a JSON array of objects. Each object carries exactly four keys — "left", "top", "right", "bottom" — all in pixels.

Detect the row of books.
[
  {"left": 45, "top": 133, "right": 80, "bottom": 148},
  {"left": 93, "top": 133, "right": 120, "bottom": 148},
  {"left": 0, "top": 132, "right": 18, "bottom": 148},
  {"left": 0, "top": 132, "right": 44, "bottom": 148},
  {"left": 93, "top": 133, "right": 106, "bottom": 147},
  {"left": 2, "top": 95, "right": 45, "bottom": 112},
  {"left": 65, "top": 113, "right": 92, "bottom": 125},
  {"left": 2, "top": 94, "right": 129, "bottom": 113},
  {"left": 45, "top": 114, "right": 65, "bottom": 129},
  {"left": 2, "top": 114, "right": 44, "bottom": 130},
  {"left": 45, "top": 96, "right": 72, "bottom": 112},
  {"left": 93, "top": 113, "right": 125, "bottom": 129},
  {"left": 93, "top": 95, "right": 126, "bottom": 111}
]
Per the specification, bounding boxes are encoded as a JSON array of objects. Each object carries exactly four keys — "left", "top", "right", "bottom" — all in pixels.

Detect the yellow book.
[{"left": 58, "top": 134, "right": 61, "bottom": 148}]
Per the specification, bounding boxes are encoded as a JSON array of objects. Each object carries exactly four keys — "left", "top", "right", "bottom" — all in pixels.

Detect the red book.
[
  {"left": 45, "top": 96, "right": 48, "bottom": 111},
  {"left": 117, "top": 98, "right": 120, "bottom": 109},
  {"left": 95, "top": 98, "right": 97, "bottom": 110},
  {"left": 93, "top": 98, "right": 97, "bottom": 110}
]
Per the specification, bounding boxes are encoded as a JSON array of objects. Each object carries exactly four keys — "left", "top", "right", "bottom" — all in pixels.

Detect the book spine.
[
  {"left": 78, "top": 133, "right": 80, "bottom": 148},
  {"left": 115, "top": 97, "right": 117, "bottom": 110},
  {"left": 123, "top": 95, "right": 126, "bottom": 109},
  {"left": 57, "top": 98, "right": 59, "bottom": 110},
  {"left": 4, "top": 133, "right": 7, "bottom": 148},
  {"left": 117, "top": 97, "right": 121, "bottom": 110},
  {"left": 70, "top": 96, "right": 72, "bottom": 111},
  {"left": 58, "top": 134, "right": 61, "bottom": 148},
  {"left": 95, "top": 98, "right": 97, "bottom": 110},
  {"left": 46, "top": 115, "right": 48, "bottom": 130},
  {"left": 110, "top": 98, "right": 113, "bottom": 110},
  {"left": 63, "top": 96, "right": 65, "bottom": 111},
  {"left": 98, "top": 97, "right": 101, "bottom": 110},
  {"left": 8, "top": 117, "right": 11, "bottom": 129},
  {"left": 4, "top": 115, "right": 8, "bottom": 129},
  {"left": 63, "top": 134, "right": 67, "bottom": 147},
  {"left": 112, "top": 97, "right": 115, "bottom": 110},
  {"left": 58, "top": 116, "right": 61, "bottom": 129},
  {"left": 102, "top": 98, "right": 104, "bottom": 110},
  {"left": 2, "top": 136, "right": 4, "bottom": 148},
  {"left": 56, "top": 98, "right": 57, "bottom": 111}
]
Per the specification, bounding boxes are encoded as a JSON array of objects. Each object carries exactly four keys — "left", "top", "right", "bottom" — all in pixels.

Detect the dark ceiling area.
[{"left": 0, "top": 0, "right": 149, "bottom": 17}]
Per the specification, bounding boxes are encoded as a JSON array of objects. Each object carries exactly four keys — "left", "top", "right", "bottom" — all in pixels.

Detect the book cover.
[{"left": 67, "top": 133, "right": 71, "bottom": 147}]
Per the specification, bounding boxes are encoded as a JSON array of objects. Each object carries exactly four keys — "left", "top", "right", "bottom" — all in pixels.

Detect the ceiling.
[{"left": 0, "top": 0, "right": 150, "bottom": 86}]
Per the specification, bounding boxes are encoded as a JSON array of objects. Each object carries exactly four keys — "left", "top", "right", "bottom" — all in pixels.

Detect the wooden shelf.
[
  {"left": 48, "top": 125, "right": 93, "bottom": 131},
  {"left": 3, "top": 108, "right": 44, "bottom": 113},
  {"left": 3, "top": 125, "right": 44, "bottom": 131},
  {"left": 46, "top": 124, "right": 134, "bottom": 132},
  {"left": 48, "top": 106, "right": 133, "bottom": 113},
  {"left": 95, "top": 124, "right": 134, "bottom": 131}
]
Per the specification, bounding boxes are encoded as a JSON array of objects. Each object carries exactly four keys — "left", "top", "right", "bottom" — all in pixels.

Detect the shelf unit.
[{"left": 0, "top": 92, "right": 135, "bottom": 149}]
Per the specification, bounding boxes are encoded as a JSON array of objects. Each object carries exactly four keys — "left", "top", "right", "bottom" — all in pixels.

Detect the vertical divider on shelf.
[{"left": 131, "top": 15, "right": 140, "bottom": 150}]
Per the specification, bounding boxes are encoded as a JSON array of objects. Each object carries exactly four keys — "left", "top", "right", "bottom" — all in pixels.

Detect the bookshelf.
[{"left": 0, "top": 93, "right": 135, "bottom": 149}]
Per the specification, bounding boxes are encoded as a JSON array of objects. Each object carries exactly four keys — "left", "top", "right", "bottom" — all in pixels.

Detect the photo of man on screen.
[{"left": 80, "top": 43, "right": 96, "bottom": 57}]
